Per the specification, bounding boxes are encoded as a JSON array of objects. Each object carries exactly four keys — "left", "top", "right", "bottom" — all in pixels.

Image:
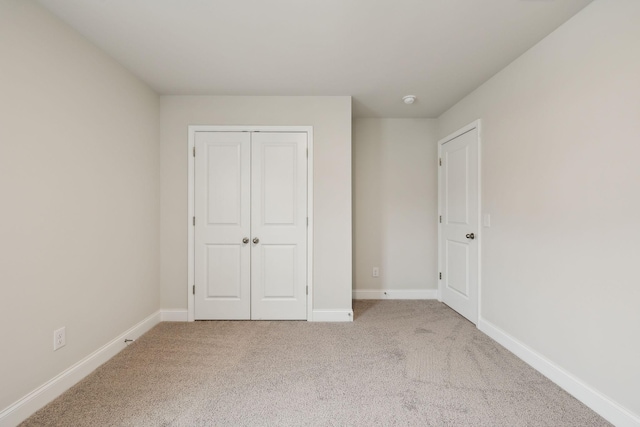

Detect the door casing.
[
  {"left": 437, "top": 119, "right": 482, "bottom": 323},
  {"left": 187, "top": 125, "right": 314, "bottom": 321}
]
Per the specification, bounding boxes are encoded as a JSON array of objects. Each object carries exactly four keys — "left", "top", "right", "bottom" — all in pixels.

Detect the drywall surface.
[
  {"left": 160, "top": 96, "right": 352, "bottom": 312},
  {"left": 438, "top": 0, "right": 640, "bottom": 416},
  {"left": 0, "top": 0, "right": 160, "bottom": 412},
  {"left": 353, "top": 119, "right": 438, "bottom": 294}
]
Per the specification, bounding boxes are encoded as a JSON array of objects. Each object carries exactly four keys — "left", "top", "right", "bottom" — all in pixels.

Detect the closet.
[{"left": 193, "top": 130, "right": 308, "bottom": 320}]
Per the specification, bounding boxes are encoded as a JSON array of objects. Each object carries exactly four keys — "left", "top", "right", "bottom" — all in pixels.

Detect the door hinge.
[
  {"left": 193, "top": 216, "right": 195, "bottom": 226},
  {"left": 193, "top": 146, "right": 195, "bottom": 157},
  {"left": 439, "top": 215, "right": 442, "bottom": 223},
  {"left": 306, "top": 285, "right": 308, "bottom": 295},
  {"left": 307, "top": 217, "right": 309, "bottom": 226},
  {"left": 306, "top": 148, "right": 308, "bottom": 158},
  {"left": 192, "top": 285, "right": 195, "bottom": 295},
  {"left": 439, "top": 158, "right": 442, "bottom": 166},
  {"left": 439, "top": 272, "right": 442, "bottom": 280}
]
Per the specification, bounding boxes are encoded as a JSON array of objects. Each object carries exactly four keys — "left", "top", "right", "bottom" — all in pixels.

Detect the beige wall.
[
  {"left": 0, "top": 0, "right": 160, "bottom": 411},
  {"left": 160, "top": 96, "right": 352, "bottom": 313},
  {"left": 438, "top": 0, "right": 640, "bottom": 415},
  {"left": 353, "top": 119, "right": 439, "bottom": 294}
]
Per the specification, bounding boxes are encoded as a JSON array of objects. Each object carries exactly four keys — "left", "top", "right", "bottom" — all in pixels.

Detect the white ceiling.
[{"left": 37, "top": 0, "right": 592, "bottom": 118}]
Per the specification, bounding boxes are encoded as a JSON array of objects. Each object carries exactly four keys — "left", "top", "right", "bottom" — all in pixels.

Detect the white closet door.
[
  {"left": 250, "top": 132, "right": 308, "bottom": 320},
  {"left": 194, "top": 132, "right": 251, "bottom": 320}
]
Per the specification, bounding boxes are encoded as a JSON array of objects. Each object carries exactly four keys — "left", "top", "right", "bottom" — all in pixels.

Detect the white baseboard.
[
  {"left": 353, "top": 289, "right": 438, "bottom": 300},
  {"left": 478, "top": 318, "right": 640, "bottom": 427},
  {"left": 312, "top": 309, "right": 353, "bottom": 322},
  {"left": 0, "top": 311, "right": 161, "bottom": 427},
  {"left": 160, "top": 309, "right": 189, "bottom": 322}
]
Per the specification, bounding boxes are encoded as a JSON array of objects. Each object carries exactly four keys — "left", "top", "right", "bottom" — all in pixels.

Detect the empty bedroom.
[{"left": 0, "top": 0, "right": 638, "bottom": 426}]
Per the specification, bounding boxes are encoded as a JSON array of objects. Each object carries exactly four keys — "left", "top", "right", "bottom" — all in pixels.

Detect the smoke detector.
[{"left": 402, "top": 95, "right": 417, "bottom": 105}]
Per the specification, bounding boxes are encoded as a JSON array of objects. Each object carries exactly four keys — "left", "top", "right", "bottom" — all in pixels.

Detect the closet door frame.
[{"left": 187, "top": 125, "right": 314, "bottom": 322}]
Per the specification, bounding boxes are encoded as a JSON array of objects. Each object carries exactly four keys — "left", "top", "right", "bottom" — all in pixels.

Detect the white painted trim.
[
  {"left": 437, "top": 119, "right": 482, "bottom": 323},
  {"left": 479, "top": 318, "right": 640, "bottom": 427},
  {"left": 306, "top": 128, "right": 314, "bottom": 322},
  {"left": 477, "top": 121, "right": 483, "bottom": 323},
  {"left": 160, "top": 310, "right": 189, "bottom": 322},
  {"left": 187, "top": 126, "right": 314, "bottom": 322},
  {"left": 353, "top": 289, "right": 438, "bottom": 300},
  {"left": 312, "top": 309, "right": 353, "bottom": 322},
  {"left": 436, "top": 131, "right": 443, "bottom": 302},
  {"left": 187, "top": 127, "right": 195, "bottom": 322},
  {"left": 0, "top": 311, "right": 161, "bottom": 427}
]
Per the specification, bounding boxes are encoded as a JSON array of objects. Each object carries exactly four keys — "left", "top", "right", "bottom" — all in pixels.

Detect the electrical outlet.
[
  {"left": 372, "top": 267, "right": 379, "bottom": 277},
  {"left": 54, "top": 327, "right": 66, "bottom": 351}
]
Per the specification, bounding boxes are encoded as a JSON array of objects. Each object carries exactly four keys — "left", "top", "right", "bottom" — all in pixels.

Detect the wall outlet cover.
[{"left": 54, "top": 327, "right": 66, "bottom": 351}]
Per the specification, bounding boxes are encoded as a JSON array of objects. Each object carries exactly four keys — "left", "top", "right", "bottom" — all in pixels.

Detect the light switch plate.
[{"left": 483, "top": 213, "right": 491, "bottom": 228}]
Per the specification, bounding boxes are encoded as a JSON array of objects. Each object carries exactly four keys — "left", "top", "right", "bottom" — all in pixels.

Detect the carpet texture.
[{"left": 21, "top": 301, "right": 609, "bottom": 426}]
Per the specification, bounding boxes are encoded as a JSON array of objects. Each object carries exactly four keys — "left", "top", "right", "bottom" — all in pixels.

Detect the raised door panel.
[
  {"left": 445, "top": 240, "right": 469, "bottom": 297},
  {"left": 445, "top": 146, "right": 469, "bottom": 225},
  {"left": 205, "top": 244, "right": 243, "bottom": 299},
  {"left": 206, "top": 144, "right": 243, "bottom": 225},
  {"left": 262, "top": 144, "right": 297, "bottom": 225},
  {"left": 261, "top": 245, "right": 297, "bottom": 299}
]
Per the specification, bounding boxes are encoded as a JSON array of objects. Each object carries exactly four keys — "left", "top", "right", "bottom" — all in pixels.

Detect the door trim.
[
  {"left": 437, "top": 119, "right": 482, "bottom": 322},
  {"left": 187, "top": 125, "right": 314, "bottom": 321}
]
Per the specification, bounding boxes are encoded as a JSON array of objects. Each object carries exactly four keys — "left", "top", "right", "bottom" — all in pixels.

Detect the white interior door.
[
  {"left": 439, "top": 124, "right": 480, "bottom": 324},
  {"left": 194, "top": 132, "right": 251, "bottom": 320},
  {"left": 194, "top": 130, "right": 307, "bottom": 320},
  {"left": 251, "top": 132, "right": 307, "bottom": 320}
]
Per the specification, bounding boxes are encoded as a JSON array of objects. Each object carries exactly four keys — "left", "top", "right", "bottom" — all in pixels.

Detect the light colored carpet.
[{"left": 21, "top": 300, "right": 609, "bottom": 426}]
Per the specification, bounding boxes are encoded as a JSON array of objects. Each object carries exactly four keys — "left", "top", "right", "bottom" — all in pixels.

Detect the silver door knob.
[
  {"left": 466, "top": 233, "right": 475, "bottom": 240},
  {"left": 242, "top": 237, "right": 249, "bottom": 244},
  {"left": 253, "top": 237, "right": 260, "bottom": 244}
]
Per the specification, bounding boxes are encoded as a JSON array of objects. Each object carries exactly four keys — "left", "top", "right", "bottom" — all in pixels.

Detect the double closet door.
[{"left": 194, "top": 131, "right": 308, "bottom": 320}]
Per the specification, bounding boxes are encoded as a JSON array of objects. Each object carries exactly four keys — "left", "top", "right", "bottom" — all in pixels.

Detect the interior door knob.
[
  {"left": 466, "top": 233, "right": 475, "bottom": 240},
  {"left": 253, "top": 237, "right": 260, "bottom": 244},
  {"left": 242, "top": 237, "right": 249, "bottom": 244}
]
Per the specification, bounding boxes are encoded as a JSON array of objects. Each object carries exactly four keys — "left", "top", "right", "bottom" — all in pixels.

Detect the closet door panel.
[
  {"left": 194, "top": 132, "right": 251, "bottom": 320},
  {"left": 251, "top": 132, "right": 308, "bottom": 320}
]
